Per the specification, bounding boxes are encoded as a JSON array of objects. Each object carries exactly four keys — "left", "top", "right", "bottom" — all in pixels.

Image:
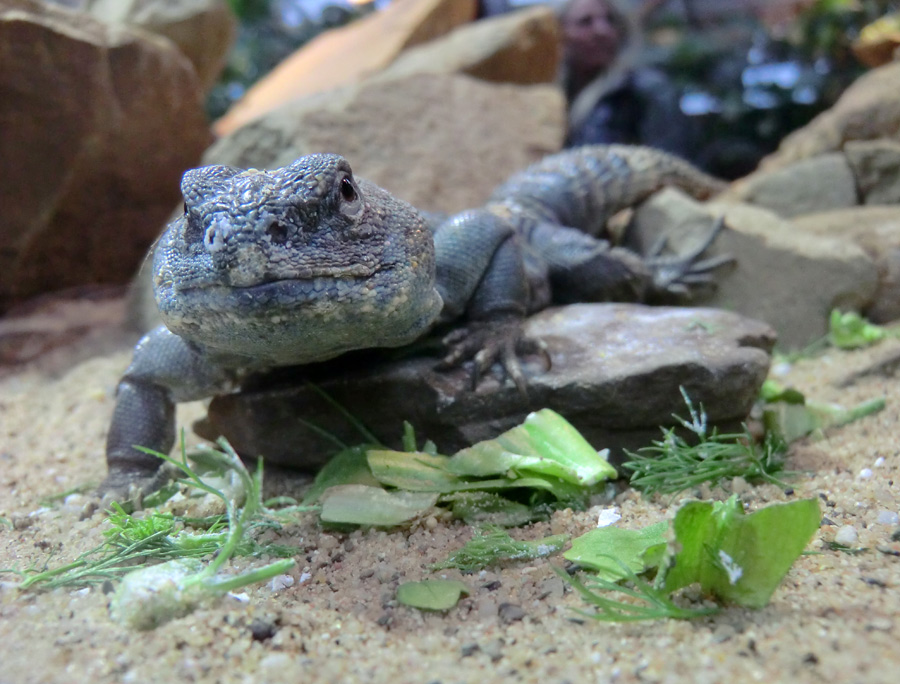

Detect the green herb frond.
[
  {"left": 622, "top": 388, "right": 787, "bottom": 496},
  {"left": 432, "top": 525, "right": 567, "bottom": 573},
  {"left": 555, "top": 562, "right": 717, "bottom": 622}
]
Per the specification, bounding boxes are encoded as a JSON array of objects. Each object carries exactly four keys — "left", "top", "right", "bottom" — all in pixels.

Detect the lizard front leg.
[
  {"left": 102, "top": 326, "right": 237, "bottom": 498},
  {"left": 433, "top": 209, "right": 542, "bottom": 391}
]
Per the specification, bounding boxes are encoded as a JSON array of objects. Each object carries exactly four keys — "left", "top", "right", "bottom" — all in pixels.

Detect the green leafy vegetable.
[
  {"left": 447, "top": 409, "right": 616, "bottom": 486},
  {"left": 396, "top": 579, "right": 470, "bottom": 611},
  {"left": 761, "top": 380, "right": 886, "bottom": 444},
  {"left": 661, "top": 495, "right": 821, "bottom": 608},
  {"left": 301, "top": 445, "right": 379, "bottom": 505},
  {"left": 319, "top": 485, "right": 438, "bottom": 526},
  {"left": 564, "top": 521, "right": 668, "bottom": 581},
  {"left": 828, "top": 309, "right": 887, "bottom": 349},
  {"left": 432, "top": 525, "right": 568, "bottom": 572},
  {"left": 622, "top": 388, "right": 787, "bottom": 495},
  {"left": 442, "top": 491, "right": 536, "bottom": 527}
]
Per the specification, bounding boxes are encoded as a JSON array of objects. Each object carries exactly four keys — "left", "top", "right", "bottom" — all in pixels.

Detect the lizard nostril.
[{"left": 266, "top": 221, "right": 290, "bottom": 245}]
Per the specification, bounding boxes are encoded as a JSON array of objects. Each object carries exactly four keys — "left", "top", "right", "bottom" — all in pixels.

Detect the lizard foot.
[
  {"left": 646, "top": 215, "right": 736, "bottom": 298},
  {"left": 98, "top": 462, "right": 174, "bottom": 511},
  {"left": 437, "top": 316, "right": 549, "bottom": 394}
]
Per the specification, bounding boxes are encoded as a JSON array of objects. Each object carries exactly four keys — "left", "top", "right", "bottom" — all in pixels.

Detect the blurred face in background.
[{"left": 561, "top": 0, "right": 622, "bottom": 74}]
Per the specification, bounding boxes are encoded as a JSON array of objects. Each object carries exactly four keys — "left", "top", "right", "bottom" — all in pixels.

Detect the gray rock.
[
  {"left": 203, "top": 72, "right": 565, "bottom": 213},
  {"left": 78, "top": 0, "right": 237, "bottom": 93},
  {"left": 720, "top": 153, "right": 858, "bottom": 218},
  {"left": 627, "top": 189, "right": 878, "bottom": 348},
  {"left": 195, "top": 303, "right": 775, "bottom": 469},
  {"left": 792, "top": 206, "right": 900, "bottom": 323},
  {"left": 844, "top": 140, "right": 900, "bottom": 206},
  {"left": 0, "top": 0, "right": 209, "bottom": 312},
  {"left": 379, "top": 4, "right": 560, "bottom": 85}
]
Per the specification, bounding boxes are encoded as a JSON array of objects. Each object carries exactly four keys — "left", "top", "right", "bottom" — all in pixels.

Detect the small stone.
[
  {"left": 250, "top": 618, "right": 277, "bottom": 641},
  {"left": 859, "top": 468, "right": 874, "bottom": 480},
  {"left": 731, "top": 476, "right": 750, "bottom": 494},
  {"left": 835, "top": 525, "right": 859, "bottom": 545},
  {"left": 498, "top": 602, "right": 526, "bottom": 624},
  {"left": 595, "top": 507, "right": 621, "bottom": 527},
  {"left": 876, "top": 510, "right": 900, "bottom": 525},
  {"left": 460, "top": 643, "right": 480, "bottom": 657},
  {"left": 268, "top": 574, "right": 295, "bottom": 592}
]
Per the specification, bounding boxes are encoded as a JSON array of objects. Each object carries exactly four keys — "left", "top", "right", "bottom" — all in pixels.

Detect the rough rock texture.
[
  {"left": 793, "top": 206, "right": 900, "bottom": 323},
  {"left": 0, "top": 0, "right": 210, "bottom": 313},
  {"left": 196, "top": 303, "right": 775, "bottom": 468},
  {"left": 213, "top": 0, "right": 477, "bottom": 136},
  {"left": 204, "top": 73, "right": 566, "bottom": 213},
  {"left": 627, "top": 189, "right": 879, "bottom": 348},
  {"left": 78, "top": 0, "right": 237, "bottom": 92},
  {"left": 761, "top": 61, "right": 900, "bottom": 170},
  {"left": 378, "top": 4, "right": 560, "bottom": 85},
  {"left": 844, "top": 139, "right": 900, "bottom": 205},
  {"left": 721, "top": 152, "right": 858, "bottom": 218}
]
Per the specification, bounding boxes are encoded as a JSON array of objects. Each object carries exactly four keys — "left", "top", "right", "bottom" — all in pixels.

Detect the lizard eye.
[
  {"left": 338, "top": 176, "right": 362, "bottom": 217},
  {"left": 340, "top": 177, "right": 357, "bottom": 203}
]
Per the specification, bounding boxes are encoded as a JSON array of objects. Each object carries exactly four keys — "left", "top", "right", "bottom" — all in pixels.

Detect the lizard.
[{"left": 102, "top": 144, "right": 731, "bottom": 497}]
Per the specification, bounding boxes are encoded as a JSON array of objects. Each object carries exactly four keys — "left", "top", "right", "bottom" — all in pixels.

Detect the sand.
[{"left": 0, "top": 306, "right": 898, "bottom": 684}]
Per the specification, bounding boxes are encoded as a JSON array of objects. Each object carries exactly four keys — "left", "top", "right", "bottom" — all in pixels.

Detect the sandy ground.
[{"left": 1, "top": 305, "right": 898, "bottom": 684}]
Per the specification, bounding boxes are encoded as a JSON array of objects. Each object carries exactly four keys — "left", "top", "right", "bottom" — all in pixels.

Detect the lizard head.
[{"left": 153, "top": 154, "right": 443, "bottom": 365}]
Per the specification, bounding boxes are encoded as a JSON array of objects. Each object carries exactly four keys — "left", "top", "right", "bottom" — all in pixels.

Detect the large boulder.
[
  {"left": 761, "top": 61, "right": 900, "bottom": 171},
  {"left": 77, "top": 0, "right": 237, "bottom": 92},
  {"left": 197, "top": 303, "right": 775, "bottom": 467},
  {"left": 213, "top": 0, "right": 477, "bottom": 136},
  {"left": 204, "top": 72, "right": 566, "bottom": 213},
  {"left": 626, "top": 189, "right": 879, "bottom": 348},
  {"left": 378, "top": 4, "right": 560, "bottom": 85},
  {"left": 0, "top": 0, "right": 210, "bottom": 313}
]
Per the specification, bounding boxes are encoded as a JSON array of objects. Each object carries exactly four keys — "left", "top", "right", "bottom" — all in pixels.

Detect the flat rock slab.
[{"left": 197, "top": 304, "right": 775, "bottom": 469}]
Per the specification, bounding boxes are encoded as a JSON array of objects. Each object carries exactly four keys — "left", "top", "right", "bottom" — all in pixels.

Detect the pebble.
[
  {"left": 858, "top": 468, "right": 874, "bottom": 480},
  {"left": 876, "top": 510, "right": 900, "bottom": 525},
  {"left": 268, "top": 574, "right": 295, "bottom": 592},
  {"left": 594, "top": 507, "right": 621, "bottom": 527},
  {"left": 834, "top": 525, "right": 859, "bottom": 545}
]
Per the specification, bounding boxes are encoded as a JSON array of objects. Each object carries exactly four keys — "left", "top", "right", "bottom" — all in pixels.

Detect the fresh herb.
[
  {"left": 9, "top": 437, "right": 309, "bottom": 631},
  {"left": 825, "top": 541, "right": 869, "bottom": 555},
  {"left": 432, "top": 525, "right": 568, "bottom": 573},
  {"left": 622, "top": 388, "right": 787, "bottom": 495},
  {"left": 556, "top": 561, "right": 718, "bottom": 622}
]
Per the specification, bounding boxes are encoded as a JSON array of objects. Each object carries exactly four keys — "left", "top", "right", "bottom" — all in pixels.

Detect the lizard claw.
[
  {"left": 437, "top": 316, "right": 549, "bottom": 393},
  {"left": 646, "top": 215, "right": 735, "bottom": 298}
]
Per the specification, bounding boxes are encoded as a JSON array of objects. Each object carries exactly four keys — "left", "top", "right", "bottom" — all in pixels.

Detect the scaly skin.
[{"left": 103, "top": 146, "right": 728, "bottom": 496}]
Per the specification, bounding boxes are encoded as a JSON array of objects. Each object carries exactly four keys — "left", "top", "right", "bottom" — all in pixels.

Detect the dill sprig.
[
  {"left": 621, "top": 388, "right": 787, "bottom": 496},
  {"left": 554, "top": 561, "right": 717, "bottom": 622}
]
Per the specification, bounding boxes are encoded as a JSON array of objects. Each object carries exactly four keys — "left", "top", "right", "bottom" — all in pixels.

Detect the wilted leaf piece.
[
  {"left": 564, "top": 521, "right": 668, "bottom": 581},
  {"left": 319, "top": 485, "right": 437, "bottom": 526},
  {"left": 397, "top": 579, "right": 470, "bottom": 611}
]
